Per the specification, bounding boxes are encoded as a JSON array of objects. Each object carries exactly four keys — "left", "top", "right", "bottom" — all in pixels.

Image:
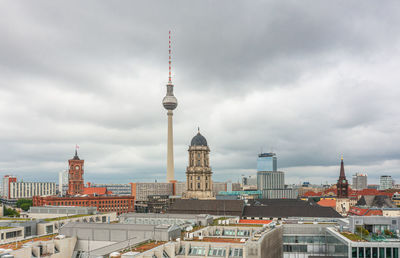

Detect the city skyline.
[{"left": 0, "top": 1, "right": 400, "bottom": 185}]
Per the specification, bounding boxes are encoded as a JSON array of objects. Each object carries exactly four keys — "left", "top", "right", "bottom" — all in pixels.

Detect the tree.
[
  {"left": 4, "top": 207, "right": 20, "bottom": 217},
  {"left": 20, "top": 203, "right": 31, "bottom": 211},
  {"left": 16, "top": 199, "right": 32, "bottom": 208}
]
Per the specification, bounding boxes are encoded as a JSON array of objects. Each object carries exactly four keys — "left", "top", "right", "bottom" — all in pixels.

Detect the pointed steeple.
[
  {"left": 339, "top": 155, "right": 345, "bottom": 179},
  {"left": 73, "top": 148, "right": 80, "bottom": 160}
]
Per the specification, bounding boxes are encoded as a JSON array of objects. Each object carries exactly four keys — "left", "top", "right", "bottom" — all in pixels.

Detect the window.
[
  {"left": 177, "top": 246, "right": 185, "bottom": 255},
  {"left": 25, "top": 226, "right": 32, "bottom": 237},
  {"left": 197, "top": 176, "right": 200, "bottom": 180},
  {"left": 283, "top": 245, "right": 307, "bottom": 252},
  {"left": 6, "top": 231, "right": 17, "bottom": 239},
  {"left": 46, "top": 225, "right": 53, "bottom": 234},
  {"left": 209, "top": 247, "right": 226, "bottom": 257},
  {"left": 223, "top": 229, "right": 235, "bottom": 236},
  {"left": 229, "top": 248, "right": 243, "bottom": 257},
  {"left": 197, "top": 183, "right": 200, "bottom": 189},
  {"left": 189, "top": 246, "right": 205, "bottom": 256}
]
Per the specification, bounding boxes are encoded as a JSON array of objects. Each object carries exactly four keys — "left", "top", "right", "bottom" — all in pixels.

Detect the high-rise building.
[
  {"left": 162, "top": 31, "right": 178, "bottom": 183},
  {"left": 58, "top": 170, "right": 68, "bottom": 196},
  {"left": 379, "top": 175, "right": 394, "bottom": 190},
  {"left": 67, "top": 149, "right": 84, "bottom": 196},
  {"left": 2, "top": 175, "right": 16, "bottom": 199},
  {"left": 257, "top": 153, "right": 277, "bottom": 172},
  {"left": 336, "top": 156, "right": 349, "bottom": 198},
  {"left": 9, "top": 182, "right": 56, "bottom": 199},
  {"left": 352, "top": 173, "right": 367, "bottom": 190},
  {"left": 257, "top": 171, "right": 285, "bottom": 190},
  {"left": 2, "top": 175, "right": 56, "bottom": 200},
  {"left": 184, "top": 130, "right": 214, "bottom": 199}
]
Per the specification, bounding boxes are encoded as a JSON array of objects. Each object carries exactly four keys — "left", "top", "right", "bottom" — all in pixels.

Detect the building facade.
[
  {"left": 32, "top": 150, "right": 135, "bottom": 215},
  {"left": 257, "top": 152, "right": 277, "bottom": 172},
  {"left": 2, "top": 175, "right": 56, "bottom": 200},
  {"left": 131, "top": 182, "right": 173, "bottom": 201},
  {"left": 58, "top": 170, "right": 68, "bottom": 196},
  {"left": 2, "top": 175, "right": 17, "bottom": 199},
  {"left": 336, "top": 156, "right": 349, "bottom": 198},
  {"left": 352, "top": 173, "right": 367, "bottom": 190},
  {"left": 9, "top": 182, "right": 56, "bottom": 199},
  {"left": 257, "top": 171, "right": 285, "bottom": 190},
  {"left": 184, "top": 130, "right": 214, "bottom": 199},
  {"left": 32, "top": 195, "right": 134, "bottom": 214},
  {"left": 257, "top": 171, "right": 297, "bottom": 199},
  {"left": 379, "top": 175, "right": 394, "bottom": 190},
  {"left": 67, "top": 150, "right": 84, "bottom": 195},
  {"left": 91, "top": 183, "right": 132, "bottom": 196}
]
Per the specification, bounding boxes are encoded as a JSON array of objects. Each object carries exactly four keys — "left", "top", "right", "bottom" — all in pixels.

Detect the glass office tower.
[{"left": 257, "top": 153, "right": 277, "bottom": 171}]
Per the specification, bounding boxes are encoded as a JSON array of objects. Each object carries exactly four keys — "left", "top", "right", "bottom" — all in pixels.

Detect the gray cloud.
[{"left": 0, "top": 1, "right": 399, "bottom": 185}]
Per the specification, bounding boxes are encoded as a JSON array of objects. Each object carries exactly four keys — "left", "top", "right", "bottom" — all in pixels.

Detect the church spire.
[
  {"left": 73, "top": 145, "right": 80, "bottom": 160},
  {"left": 339, "top": 155, "right": 345, "bottom": 178}
]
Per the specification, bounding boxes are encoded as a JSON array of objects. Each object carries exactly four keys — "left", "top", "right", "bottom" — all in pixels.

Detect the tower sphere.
[{"left": 162, "top": 94, "right": 178, "bottom": 110}]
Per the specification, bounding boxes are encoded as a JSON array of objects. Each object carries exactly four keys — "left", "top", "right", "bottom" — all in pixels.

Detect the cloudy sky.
[{"left": 0, "top": 1, "right": 399, "bottom": 185}]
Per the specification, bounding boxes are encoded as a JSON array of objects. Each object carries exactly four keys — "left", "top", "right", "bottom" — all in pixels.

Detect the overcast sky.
[{"left": 0, "top": 1, "right": 399, "bottom": 185}]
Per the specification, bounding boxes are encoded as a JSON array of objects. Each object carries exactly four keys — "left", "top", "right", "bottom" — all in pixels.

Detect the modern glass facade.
[{"left": 257, "top": 153, "right": 277, "bottom": 172}]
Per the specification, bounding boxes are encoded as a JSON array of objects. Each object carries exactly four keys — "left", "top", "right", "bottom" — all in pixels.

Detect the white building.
[
  {"left": 8, "top": 182, "right": 56, "bottom": 199},
  {"left": 352, "top": 173, "right": 367, "bottom": 190},
  {"left": 58, "top": 170, "right": 68, "bottom": 196},
  {"left": 379, "top": 175, "right": 394, "bottom": 190},
  {"left": 2, "top": 175, "right": 17, "bottom": 199}
]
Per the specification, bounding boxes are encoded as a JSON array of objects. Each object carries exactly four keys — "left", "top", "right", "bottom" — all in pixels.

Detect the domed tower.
[
  {"left": 162, "top": 31, "right": 178, "bottom": 182},
  {"left": 184, "top": 129, "right": 214, "bottom": 199}
]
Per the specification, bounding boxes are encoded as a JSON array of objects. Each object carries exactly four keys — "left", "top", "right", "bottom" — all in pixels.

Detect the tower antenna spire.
[{"left": 168, "top": 30, "right": 172, "bottom": 83}]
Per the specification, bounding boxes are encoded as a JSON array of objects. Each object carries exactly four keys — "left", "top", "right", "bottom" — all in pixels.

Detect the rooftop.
[{"left": 0, "top": 234, "right": 58, "bottom": 250}]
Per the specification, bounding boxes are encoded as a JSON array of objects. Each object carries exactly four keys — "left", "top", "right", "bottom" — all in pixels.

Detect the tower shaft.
[{"left": 166, "top": 110, "right": 174, "bottom": 182}]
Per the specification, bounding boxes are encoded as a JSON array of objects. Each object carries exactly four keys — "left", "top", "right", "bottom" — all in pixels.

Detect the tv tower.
[{"left": 162, "top": 30, "right": 178, "bottom": 182}]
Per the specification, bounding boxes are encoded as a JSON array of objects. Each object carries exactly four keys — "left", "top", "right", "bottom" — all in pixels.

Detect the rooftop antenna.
[{"left": 168, "top": 30, "right": 172, "bottom": 83}]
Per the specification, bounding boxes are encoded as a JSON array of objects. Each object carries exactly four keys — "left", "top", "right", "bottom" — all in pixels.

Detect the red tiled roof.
[
  {"left": 303, "top": 191, "right": 321, "bottom": 197},
  {"left": 83, "top": 187, "right": 109, "bottom": 195},
  {"left": 322, "top": 188, "right": 337, "bottom": 195},
  {"left": 317, "top": 199, "right": 336, "bottom": 208},
  {"left": 238, "top": 219, "right": 272, "bottom": 224},
  {"left": 348, "top": 206, "right": 383, "bottom": 216},
  {"left": 348, "top": 206, "right": 368, "bottom": 216},
  {"left": 365, "top": 209, "right": 383, "bottom": 216},
  {"left": 349, "top": 189, "right": 394, "bottom": 198}
]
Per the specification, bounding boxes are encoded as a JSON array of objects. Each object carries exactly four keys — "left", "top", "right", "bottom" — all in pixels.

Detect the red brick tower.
[
  {"left": 336, "top": 156, "right": 349, "bottom": 198},
  {"left": 67, "top": 149, "right": 84, "bottom": 196}
]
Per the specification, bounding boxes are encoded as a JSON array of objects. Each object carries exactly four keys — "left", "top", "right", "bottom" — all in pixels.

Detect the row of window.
[
  {"left": 352, "top": 247, "right": 399, "bottom": 258},
  {"left": 1, "top": 230, "right": 22, "bottom": 240},
  {"left": 179, "top": 246, "right": 242, "bottom": 257},
  {"left": 189, "top": 182, "right": 209, "bottom": 190},
  {"left": 50, "top": 199, "right": 133, "bottom": 205}
]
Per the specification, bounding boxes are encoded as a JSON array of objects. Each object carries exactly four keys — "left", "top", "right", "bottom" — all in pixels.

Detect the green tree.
[
  {"left": 16, "top": 199, "right": 32, "bottom": 208},
  {"left": 4, "top": 207, "right": 20, "bottom": 217},
  {"left": 20, "top": 203, "right": 31, "bottom": 211}
]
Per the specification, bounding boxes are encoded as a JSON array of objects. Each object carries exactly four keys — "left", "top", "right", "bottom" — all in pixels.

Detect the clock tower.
[
  {"left": 67, "top": 149, "right": 84, "bottom": 196},
  {"left": 336, "top": 156, "right": 349, "bottom": 198}
]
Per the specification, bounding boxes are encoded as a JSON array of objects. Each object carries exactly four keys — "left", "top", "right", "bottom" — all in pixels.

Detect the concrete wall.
[
  {"left": 4, "top": 236, "right": 77, "bottom": 258},
  {"left": 0, "top": 226, "right": 25, "bottom": 245}
]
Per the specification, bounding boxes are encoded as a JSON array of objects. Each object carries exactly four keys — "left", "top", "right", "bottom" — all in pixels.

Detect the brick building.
[
  {"left": 32, "top": 150, "right": 135, "bottom": 215},
  {"left": 32, "top": 195, "right": 134, "bottom": 214}
]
